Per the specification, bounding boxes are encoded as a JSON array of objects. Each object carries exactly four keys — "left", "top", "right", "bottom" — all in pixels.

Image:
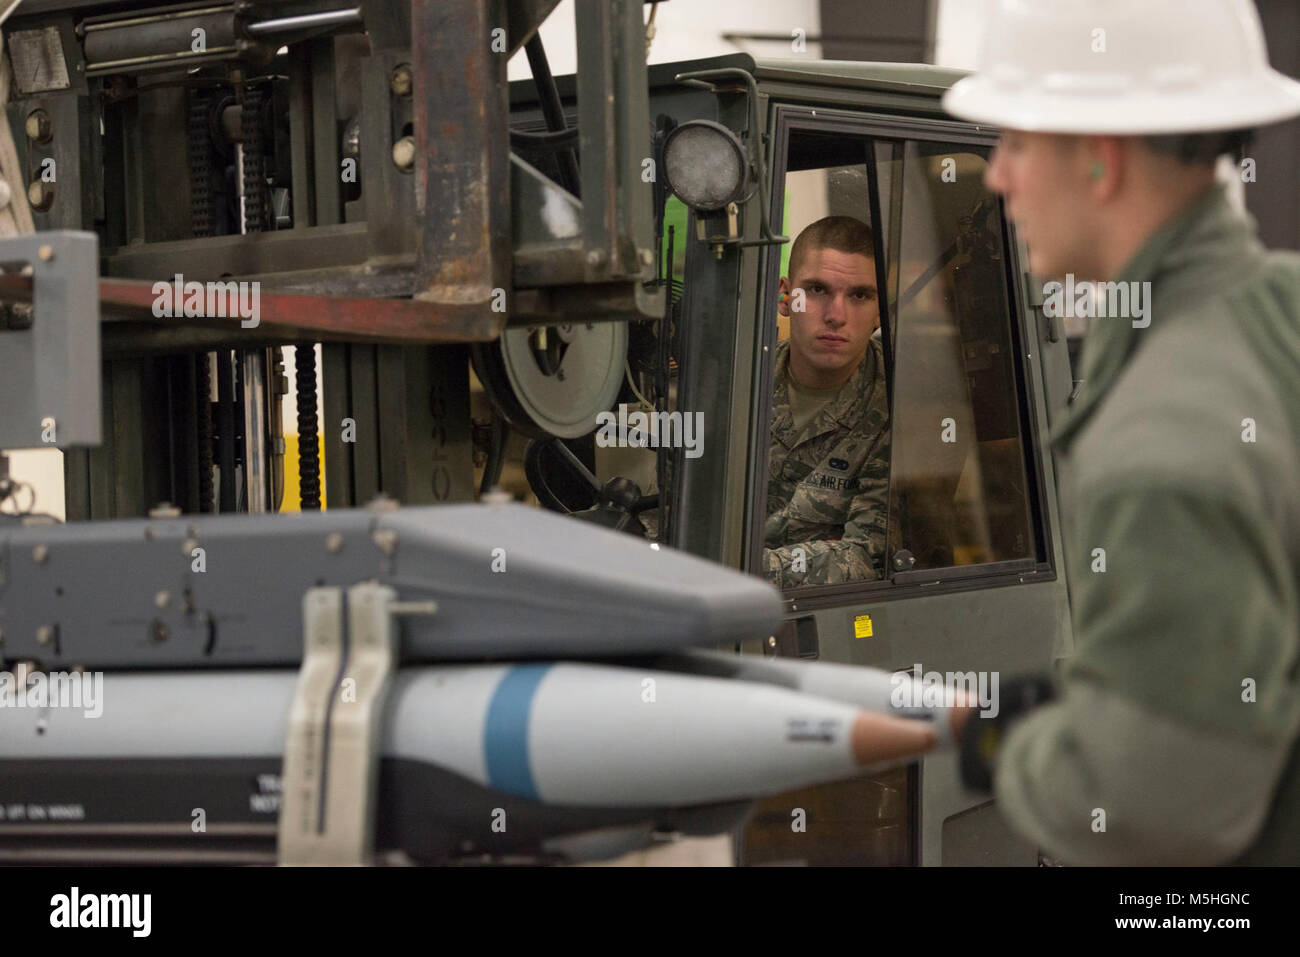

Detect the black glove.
[{"left": 958, "top": 674, "right": 1056, "bottom": 793}]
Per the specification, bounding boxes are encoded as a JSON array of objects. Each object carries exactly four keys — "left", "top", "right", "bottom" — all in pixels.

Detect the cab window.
[
  {"left": 754, "top": 113, "right": 1044, "bottom": 596},
  {"left": 878, "top": 140, "right": 1035, "bottom": 575},
  {"left": 763, "top": 132, "right": 889, "bottom": 589}
]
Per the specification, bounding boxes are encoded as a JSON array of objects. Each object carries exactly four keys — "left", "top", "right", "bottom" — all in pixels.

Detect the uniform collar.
[
  {"left": 772, "top": 337, "right": 883, "bottom": 447},
  {"left": 1052, "top": 184, "right": 1264, "bottom": 450}
]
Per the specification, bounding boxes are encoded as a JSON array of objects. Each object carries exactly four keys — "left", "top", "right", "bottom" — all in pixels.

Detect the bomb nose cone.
[{"left": 849, "top": 711, "right": 939, "bottom": 767}]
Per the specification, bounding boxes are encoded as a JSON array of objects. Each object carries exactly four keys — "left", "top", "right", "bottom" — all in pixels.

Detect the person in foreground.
[{"left": 945, "top": 0, "right": 1300, "bottom": 864}]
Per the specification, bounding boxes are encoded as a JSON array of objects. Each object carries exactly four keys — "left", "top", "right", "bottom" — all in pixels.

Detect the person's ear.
[
  {"left": 777, "top": 276, "right": 791, "bottom": 317},
  {"left": 1086, "top": 136, "right": 1125, "bottom": 202}
]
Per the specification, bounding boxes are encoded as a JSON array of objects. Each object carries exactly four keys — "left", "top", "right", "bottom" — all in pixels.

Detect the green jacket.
[
  {"left": 995, "top": 185, "right": 1300, "bottom": 864},
  {"left": 763, "top": 337, "right": 890, "bottom": 587}
]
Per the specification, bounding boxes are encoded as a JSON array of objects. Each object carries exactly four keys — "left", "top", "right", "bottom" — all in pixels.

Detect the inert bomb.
[
  {"left": 0, "top": 662, "right": 943, "bottom": 809},
  {"left": 389, "top": 662, "right": 941, "bottom": 805}
]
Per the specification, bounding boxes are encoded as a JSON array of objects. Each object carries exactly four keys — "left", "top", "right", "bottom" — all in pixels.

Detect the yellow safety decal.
[{"left": 853, "top": 614, "right": 873, "bottom": 639}]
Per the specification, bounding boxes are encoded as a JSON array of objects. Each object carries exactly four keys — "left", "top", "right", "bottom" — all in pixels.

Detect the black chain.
[
  {"left": 195, "top": 353, "right": 215, "bottom": 512},
  {"left": 241, "top": 82, "right": 268, "bottom": 233},
  {"left": 295, "top": 344, "right": 321, "bottom": 510},
  {"left": 187, "top": 89, "right": 214, "bottom": 237}
]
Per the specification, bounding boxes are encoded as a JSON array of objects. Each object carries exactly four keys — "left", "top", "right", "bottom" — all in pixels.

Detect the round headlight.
[{"left": 662, "top": 120, "right": 753, "bottom": 212}]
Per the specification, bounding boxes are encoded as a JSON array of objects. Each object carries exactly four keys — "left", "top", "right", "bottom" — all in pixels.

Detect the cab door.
[{"left": 739, "top": 103, "right": 1074, "bottom": 865}]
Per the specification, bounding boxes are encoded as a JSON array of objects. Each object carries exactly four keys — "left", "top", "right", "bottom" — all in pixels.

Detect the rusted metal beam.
[
  {"left": 410, "top": 0, "right": 511, "bottom": 322},
  {"left": 98, "top": 278, "right": 504, "bottom": 344},
  {"left": 0, "top": 274, "right": 506, "bottom": 349}
]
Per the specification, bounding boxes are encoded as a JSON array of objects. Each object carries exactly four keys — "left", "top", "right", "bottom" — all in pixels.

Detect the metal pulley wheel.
[{"left": 472, "top": 321, "right": 628, "bottom": 439}]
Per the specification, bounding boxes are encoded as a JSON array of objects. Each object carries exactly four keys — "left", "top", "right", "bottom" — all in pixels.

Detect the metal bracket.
[
  {"left": 0, "top": 231, "right": 100, "bottom": 449},
  {"left": 1023, "top": 264, "right": 1061, "bottom": 344},
  {"left": 278, "top": 582, "right": 431, "bottom": 865}
]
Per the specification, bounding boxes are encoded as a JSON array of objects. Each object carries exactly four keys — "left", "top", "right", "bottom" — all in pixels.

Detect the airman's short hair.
[{"left": 788, "top": 216, "right": 876, "bottom": 280}]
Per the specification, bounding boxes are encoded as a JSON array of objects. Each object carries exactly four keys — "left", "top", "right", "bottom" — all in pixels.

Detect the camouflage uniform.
[{"left": 764, "top": 337, "right": 890, "bottom": 587}]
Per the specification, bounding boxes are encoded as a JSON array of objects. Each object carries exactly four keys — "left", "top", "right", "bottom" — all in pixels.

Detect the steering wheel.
[{"left": 524, "top": 438, "right": 659, "bottom": 536}]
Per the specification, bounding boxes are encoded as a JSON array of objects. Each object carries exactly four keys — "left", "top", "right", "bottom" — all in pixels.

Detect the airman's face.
[
  {"left": 779, "top": 247, "right": 879, "bottom": 388},
  {"left": 984, "top": 130, "right": 1095, "bottom": 279}
]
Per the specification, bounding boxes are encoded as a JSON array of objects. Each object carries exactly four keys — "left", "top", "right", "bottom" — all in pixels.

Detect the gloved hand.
[{"left": 957, "top": 674, "right": 1056, "bottom": 793}]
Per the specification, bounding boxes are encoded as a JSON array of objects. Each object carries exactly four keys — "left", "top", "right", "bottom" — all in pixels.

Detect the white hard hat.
[{"left": 942, "top": 0, "right": 1300, "bottom": 134}]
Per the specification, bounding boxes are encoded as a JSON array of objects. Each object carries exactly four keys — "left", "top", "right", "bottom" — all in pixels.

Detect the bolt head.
[
  {"left": 24, "top": 110, "right": 50, "bottom": 143},
  {"left": 390, "top": 64, "right": 413, "bottom": 96},
  {"left": 372, "top": 529, "right": 398, "bottom": 556},
  {"left": 28, "top": 182, "right": 52, "bottom": 211},
  {"left": 391, "top": 136, "right": 416, "bottom": 171}
]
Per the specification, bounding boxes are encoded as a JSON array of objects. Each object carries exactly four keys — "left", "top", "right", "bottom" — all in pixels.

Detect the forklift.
[{"left": 0, "top": 1, "right": 1074, "bottom": 865}]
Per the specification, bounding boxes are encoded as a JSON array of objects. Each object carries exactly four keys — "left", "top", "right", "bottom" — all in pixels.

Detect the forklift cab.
[{"left": 506, "top": 54, "right": 1078, "bottom": 865}]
